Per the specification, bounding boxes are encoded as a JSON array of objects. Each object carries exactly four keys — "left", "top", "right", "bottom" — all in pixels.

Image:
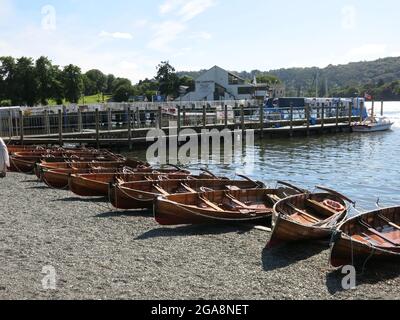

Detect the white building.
[{"left": 179, "top": 66, "right": 285, "bottom": 101}]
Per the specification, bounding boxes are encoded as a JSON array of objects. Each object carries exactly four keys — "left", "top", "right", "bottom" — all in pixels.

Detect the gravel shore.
[{"left": 1, "top": 172, "right": 399, "bottom": 300}]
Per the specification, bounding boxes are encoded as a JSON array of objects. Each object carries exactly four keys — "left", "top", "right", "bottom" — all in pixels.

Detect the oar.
[
  {"left": 236, "top": 174, "right": 265, "bottom": 188},
  {"left": 358, "top": 219, "right": 400, "bottom": 247},
  {"left": 198, "top": 195, "right": 224, "bottom": 212},
  {"left": 377, "top": 214, "right": 400, "bottom": 232},
  {"left": 277, "top": 181, "right": 307, "bottom": 194},
  {"left": 180, "top": 183, "right": 197, "bottom": 194},
  {"left": 152, "top": 183, "right": 170, "bottom": 196},
  {"left": 315, "top": 185, "right": 356, "bottom": 205},
  {"left": 200, "top": 168, "right": 218, "bottom": 179},
  {"left": 286, "top": 203, "right": 320, "bottom": 223}
]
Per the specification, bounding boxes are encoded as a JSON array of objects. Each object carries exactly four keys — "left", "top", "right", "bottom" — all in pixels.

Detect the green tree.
[
  {"left": 156, "top": 61, "right": 179, "bottom": 98},
  {"left": 106, "top": 74, "right": 116, "bottom": 93},
  {"left": 0, "top": 56, "right": 16, "bottom": 102},
  {"left": 113, "top": 83, "right": 133, "bottom": 102},
  {"left": 35, "top": 56, "right": 58, "bottom": 105},
  {"left": 256, "top": 74, "right": 281, "bottom": 85},
  {"left": 14, "top": 57, "right": 38, "bottom": 106},
  {"left": 85, "top": 69, "right": 107, "bottom": 95},
  {"left": 62, "top": 64, "right": 83, "bottom": 103}
]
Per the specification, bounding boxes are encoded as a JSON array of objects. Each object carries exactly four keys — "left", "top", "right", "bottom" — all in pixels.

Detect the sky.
[{"left": 0, "top": 0, "right": 399, "bottom": 83}]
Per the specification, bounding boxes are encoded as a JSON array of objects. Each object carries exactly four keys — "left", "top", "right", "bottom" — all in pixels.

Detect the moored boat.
[
  {"left": 267, "top": 186, "right": 352, "bottom": 248},
  {"left": 69, "top": 172, "right": 221, "bottom": 197},
  {"left": 155, "top": 187, "right": 299, "bottom": 225},
  {"left": 352, "top": 116, "right": 394, "bottom": 132},
  {"left": 111, "top": 179, "right": 265, "bottom": 210},
  {"left": 330, "top": 206, "right": 400, "bottom": 268}
]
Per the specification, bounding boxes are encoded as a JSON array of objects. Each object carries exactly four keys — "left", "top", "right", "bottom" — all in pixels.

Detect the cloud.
[
  {"left": 99, "top": 31, "right": 133, "bottom": 40},
  {"left": 341, "top": 5, "right": 356, "bottom": 30},
  {"left": 346, "top": 44, "right": 387, "bottom": 61},
  {"left": 190, "top": 31, "right": 212, "bottom": 40},
  {"left": 159, "top": 0, "right": 185, "bottom": 15},
  {"left": 159, "top": 0, "right": 216, "bottom": 21},
  {"left": 178, "top": 0, "right": 216, "bottom": 21},
  {"left": 147, "top": 20, "right": 186, "bottom": 51}
]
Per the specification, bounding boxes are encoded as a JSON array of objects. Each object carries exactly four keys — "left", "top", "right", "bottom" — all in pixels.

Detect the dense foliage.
[{"left": 0, "top": 57, "right": 195, "bottom": 106}]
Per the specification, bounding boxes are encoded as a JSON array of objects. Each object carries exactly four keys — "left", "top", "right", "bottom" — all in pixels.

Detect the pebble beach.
[{"left": 1, "top": 172, "right": 399, "bottom": 300}]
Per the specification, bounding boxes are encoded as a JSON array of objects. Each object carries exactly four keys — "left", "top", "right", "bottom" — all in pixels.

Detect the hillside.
[{"left": 178, "top": 57, "right": 400, "bottom": 99}]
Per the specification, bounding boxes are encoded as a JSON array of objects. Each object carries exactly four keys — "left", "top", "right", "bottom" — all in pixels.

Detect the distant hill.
[{"left": 178, "top": 57, "right": 400, "bottom": 98}]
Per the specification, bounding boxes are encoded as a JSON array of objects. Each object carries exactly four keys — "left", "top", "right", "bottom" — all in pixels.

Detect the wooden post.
[
  {"left": 107, "top": 108, "right": 112, "bottom": 131},
  {"left": 158, "top": 106, "right": 162, "bottom": 129},
  {"left": 203, "top": 105, "right": 207, "bottom": 129},
  {"left": 348, "top": 102, "right": 353, "bottom": 126},
  {"left": 371, "top": 100, "right": 375, "bottom": 117},
  {"left": 78, "top": 108, "right": 83, "bottom": 133},
  {"left": 127, "top": 107, "right": 132, "bottom": 151},
  {"left": 19, "top": 110, "right": 24, "bottom": 144},
  {"left": 359, "top": 101, "right": 364, "bottom": 123},
  {"left": 8, "top": 110, "right": 13, "bottom": 139},
  {"left": 321, "top": 102, "right": 325, "bottom": 131},
  {"left": 182, "top": 105, "right": 186, "bottom": 127},
  {"left": 306, "top": 103, "right": 310, "bottom": 136},
  {"left": 95, "top": 109, "right": 100, "bottom": 149},
  {"left": 336, "top": 102, "right": 340, "bottom": 129},
  {"left": 289, "top": 103, "right": 293, "bottom": 137},
  {"left": 259, "top": 104, "right": 264, "bottom": 138},
  {"left": 224, "top": 104, "right": 228, "bottom": 128},
  {"left": 381, "top": 101, "right": 384, "bottom": 116},
  {"left": 58, "top": 109, "right": 63, "bottom": 146},
  {"left": 44, "top": 109, "right": 50, "bottom": 135},
  {"left": 177, "top": 105, "right": 181, "bottom": 133},
  {"left": 240, "top": 104, "right": 245, "bottom": 135}
]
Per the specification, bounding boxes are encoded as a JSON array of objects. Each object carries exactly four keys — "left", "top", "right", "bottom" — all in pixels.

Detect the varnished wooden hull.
[
  {"left": 267, "top": 193, "right": 348, "bottom": 248},
  {"left": 330, "top": 206, "right": 400, "bottom": 267},
  {"left": 9, "top": 157, "right": 36, "bottom": 173},
  {"left": 154, "top": 188, "right": 294, "bottom": 226},
  {"left": 42, "top": 170, "right": 71, "bottom": 189},
  {"left": 68, "top": 173, "right": 205, "bottom": 197},
  {"left": 111, "top": 180, "right": 266, "bottom": 211}
]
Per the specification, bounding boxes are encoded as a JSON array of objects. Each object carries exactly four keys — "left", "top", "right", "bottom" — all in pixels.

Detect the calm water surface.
[{"left": 124, "top": 102, "right": 400, "bottom": 211}]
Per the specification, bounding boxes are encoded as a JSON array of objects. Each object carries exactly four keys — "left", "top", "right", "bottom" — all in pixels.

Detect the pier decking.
[{"left": 0, "top": 100, "right": 367, "bottom": 148}]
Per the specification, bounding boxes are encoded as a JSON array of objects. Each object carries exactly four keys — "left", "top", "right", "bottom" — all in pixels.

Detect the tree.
[
  {"left": 0, "top": 56, "right": 16, "bottom": 102},
  {"left": 14, "top": 57, "right": 38, "bottom": 106},
  {"left": 35, "top": 56, "right": 57, "bottom": 105},
  {"left": 85, "top": 69, "right": 107, "bottom": 95},
  {"left": 106, "top": 74, "right": 116, "bottom": 93},
  {"left": 62, "top": 64, "right": 83, "bottom": 103},
  {"left": 156, "top": 61, "right": 179, "bottom": 98},
  {"left": 113, "top": 83, "right": 133, "bottom": 102},
  {"left": 256, "top": 74, "right": 281, "bottom": 85}
]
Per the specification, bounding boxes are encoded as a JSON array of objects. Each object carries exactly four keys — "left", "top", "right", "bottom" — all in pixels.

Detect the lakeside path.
[{"left": 1, "top": 172, "right": 399, "bottom": 300}]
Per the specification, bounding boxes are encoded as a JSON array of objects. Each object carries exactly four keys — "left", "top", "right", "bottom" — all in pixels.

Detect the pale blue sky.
[{"left": 0, "top": 0, "right": 399, "bottom": 83}]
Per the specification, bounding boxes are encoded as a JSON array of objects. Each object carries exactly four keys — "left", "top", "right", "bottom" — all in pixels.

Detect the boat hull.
[
  {"left": 330, "top": 234, "right": 400, "bottom": 268},
  {"left": 352, "top": 123, "right": 393, "bottom": 132},
  {"left": 267, "top": 215, "right": 334, "bottom": 248},
  {"left": 267, "top": 192, "right": 348, "bottom": 248},
  {"left": 155, "top": 197, "right": 269, "bottom": 225}
]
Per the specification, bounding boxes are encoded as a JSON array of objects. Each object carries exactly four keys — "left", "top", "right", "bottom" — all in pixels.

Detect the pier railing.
[{"left": 0, "top": 101, "right": 365, "bottom": 146}]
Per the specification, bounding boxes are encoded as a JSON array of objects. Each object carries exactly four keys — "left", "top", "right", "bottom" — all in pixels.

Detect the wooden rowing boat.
[
  {"left": 267, "top": 187, "right": 351, "bottom": 248},
  {"left": 109, "top": 178, "right": 251, "bottom": 210},
  {"left": 154, "top": 187, "right": 300, "bottom": 225},
  {"left": 35, "top": 159, "right": 148, "bottom": 179},
  {"left": 69, "top": 172, "right": 219, "bottom": 197},
  {"left": 330, "top": 206, "right": 400, "bottom": 268}
]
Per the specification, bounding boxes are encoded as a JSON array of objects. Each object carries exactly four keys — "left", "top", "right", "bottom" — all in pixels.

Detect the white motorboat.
[{"left": 352, "top": 116, "right": 394, "bottom": 133}]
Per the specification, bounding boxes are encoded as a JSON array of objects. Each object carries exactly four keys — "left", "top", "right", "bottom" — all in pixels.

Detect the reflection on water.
[{"left": 124, "top": 102, "right": 400, "bottom": 210}]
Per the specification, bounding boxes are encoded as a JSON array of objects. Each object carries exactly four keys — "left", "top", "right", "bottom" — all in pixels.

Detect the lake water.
[{"left": 124, "top": 101, "right": 400, "bottom": 211}]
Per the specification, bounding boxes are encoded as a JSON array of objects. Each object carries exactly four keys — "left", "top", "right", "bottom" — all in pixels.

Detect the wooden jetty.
[{"left": 0, "top": 100, "right": 376, "bottom": 148}]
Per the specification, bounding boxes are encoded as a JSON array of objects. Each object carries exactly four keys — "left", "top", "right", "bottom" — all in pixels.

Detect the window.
[
  {"left": 238, "top": 87, "right": 254, "bottom": 95},
  {"left": 228, "top": 73, "right": 245, "bottom": 85}
]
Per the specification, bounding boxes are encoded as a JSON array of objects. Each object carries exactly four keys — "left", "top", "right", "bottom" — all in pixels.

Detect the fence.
[{"left": 0, "top": 100, "right": 368, "bottom": 144}]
